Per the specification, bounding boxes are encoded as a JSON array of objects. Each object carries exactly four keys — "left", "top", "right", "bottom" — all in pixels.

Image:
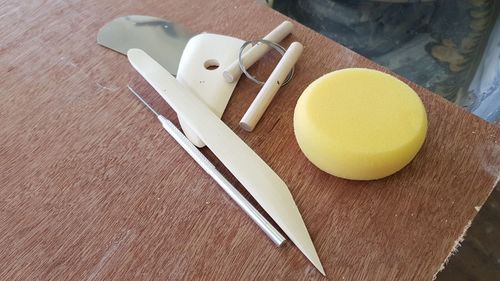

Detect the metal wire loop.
[{"left": 238, "top": 39, "right": 294, "bottom": 86}]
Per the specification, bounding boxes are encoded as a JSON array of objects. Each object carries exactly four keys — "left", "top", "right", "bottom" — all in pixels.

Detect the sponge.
[{"left": 294, "top": 68, "right": 427, "bottom": 180}]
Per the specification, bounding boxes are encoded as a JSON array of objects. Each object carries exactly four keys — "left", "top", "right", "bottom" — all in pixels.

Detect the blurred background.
[{"left": 262, "top": 0, "right": 500, "bottom": 280}]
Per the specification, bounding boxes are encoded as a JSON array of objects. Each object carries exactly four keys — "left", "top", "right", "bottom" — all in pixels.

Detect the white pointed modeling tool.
[{"left": 128, "top": 49, "right": 324, "bottom": 275}]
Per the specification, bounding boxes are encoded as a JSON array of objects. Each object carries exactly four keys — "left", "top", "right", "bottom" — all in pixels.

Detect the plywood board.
[{"left": 0, "top": 0, "right": 499, "bottom": 280}]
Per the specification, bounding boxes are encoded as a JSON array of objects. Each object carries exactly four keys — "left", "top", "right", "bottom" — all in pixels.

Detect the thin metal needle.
[
  {"left": 128, "top": 85, "right": 161, "bottom": 116},
  {"left": 127, "top": 85, "right": 286, "bottom": 246}
]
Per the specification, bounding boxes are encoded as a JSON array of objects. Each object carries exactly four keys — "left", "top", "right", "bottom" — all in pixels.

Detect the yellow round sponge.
[{"left": 294, "top": 68, "right": 427, "bottom": 180}]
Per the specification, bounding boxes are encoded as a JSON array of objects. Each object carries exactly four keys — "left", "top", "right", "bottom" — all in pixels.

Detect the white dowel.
[
  {"left": 223, "top": 21, "right": 294, "bottom": 83},
  {"left": 240, "top": 42, "right": 304, "bottom": 132}
]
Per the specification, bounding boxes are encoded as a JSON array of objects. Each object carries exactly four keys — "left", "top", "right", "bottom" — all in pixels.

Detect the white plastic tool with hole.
[{"left": 176, "top": 33, "right": 249, "bottom": 148}]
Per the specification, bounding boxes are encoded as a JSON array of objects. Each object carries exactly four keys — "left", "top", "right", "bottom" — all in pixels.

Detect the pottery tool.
[
  {"left": 237, "top": 39, "right": 294, "bottom": 86},
  {"left": 294, "top": 68, "right": 428, "bottom": 180},
  {"left": 223, "top": 21, "right": 294, "bottom": 83},
  {"left": 176, "top": 33, "right": 250, "bottom": 148},
  {"left": 240, "top": 42, "right": 303, "bottom": 132},
  {"left": 128, "top": 49, "right": 325, "bottom": 275},
  {"left": 97, "top": 15, "right": 194, "bottom": 75},
  {"left": 127, "top": 85, "right": 286, "bottom": 246}
]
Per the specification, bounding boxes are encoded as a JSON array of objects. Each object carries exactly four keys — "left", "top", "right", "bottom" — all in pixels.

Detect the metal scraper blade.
[{"left": 97, "top": 15, "right": 194, "bottom": 75}]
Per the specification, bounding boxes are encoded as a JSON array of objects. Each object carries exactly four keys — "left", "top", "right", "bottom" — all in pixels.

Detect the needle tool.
[{"left": 127, "top": 85, "right": 286, "bottom": 246}]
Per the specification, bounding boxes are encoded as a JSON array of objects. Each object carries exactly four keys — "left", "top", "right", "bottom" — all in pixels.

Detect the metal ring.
[{"left": 238, "top": 39, "right": 295, "bottom": 86}]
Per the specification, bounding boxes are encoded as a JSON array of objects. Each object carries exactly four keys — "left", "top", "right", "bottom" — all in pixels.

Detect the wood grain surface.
[{"left": 1, "top": 0, "right": 499, "bottom": 280}]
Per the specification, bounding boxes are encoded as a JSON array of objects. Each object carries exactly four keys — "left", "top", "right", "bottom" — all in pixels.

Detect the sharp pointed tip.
[
  {"left": 282, "top": 218, "right": 325, "bottom": 277},
  {"left": 293, "top": 236, "right": 325, "bottom": 276},
  {"left": 296, "top": 240, "right": 325, "bottom": 276},
  {"left": 314, "top": 261, "right": 326, "bottom": 276}
]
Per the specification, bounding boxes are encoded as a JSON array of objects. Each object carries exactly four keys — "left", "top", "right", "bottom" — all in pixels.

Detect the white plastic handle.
[{"left": 240, "top": 42, "right": 304, "bottom": 132}]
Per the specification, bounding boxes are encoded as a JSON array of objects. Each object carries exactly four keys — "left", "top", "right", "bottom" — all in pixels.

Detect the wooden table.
[{"left": 1, "top": 0, "right": 499, "bottom": 280}]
